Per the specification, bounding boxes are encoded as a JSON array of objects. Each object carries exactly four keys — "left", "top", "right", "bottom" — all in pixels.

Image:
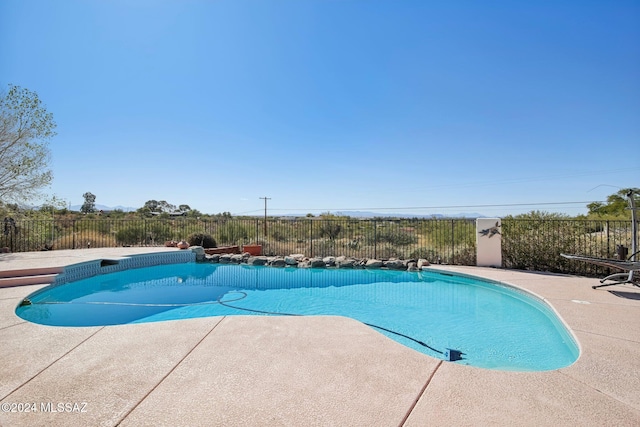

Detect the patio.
[{"left": 0, "top": 248, "right": 638, "bottom": 426}]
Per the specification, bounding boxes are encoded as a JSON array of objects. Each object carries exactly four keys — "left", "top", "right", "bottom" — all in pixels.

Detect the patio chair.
[{"left": 561, "top": 253, "right": 640, "bottom": 289}]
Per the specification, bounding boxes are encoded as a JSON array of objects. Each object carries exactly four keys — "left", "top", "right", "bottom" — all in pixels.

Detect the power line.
[
  {"left": 265, "top": 200, "right": 603, "bottom": 213},
  {"left": 393, "top": 167, "right": 640, "bottom": 192}
]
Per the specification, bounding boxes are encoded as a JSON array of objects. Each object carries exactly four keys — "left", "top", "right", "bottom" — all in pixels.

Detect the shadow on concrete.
[{"left": 608, "top": 290, "right": 640, "bottom": 300}]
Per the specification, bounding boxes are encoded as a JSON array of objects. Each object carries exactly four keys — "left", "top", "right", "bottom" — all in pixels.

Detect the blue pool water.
[{"left": 16, "top": 263, "right": 579, "bottom": 371}]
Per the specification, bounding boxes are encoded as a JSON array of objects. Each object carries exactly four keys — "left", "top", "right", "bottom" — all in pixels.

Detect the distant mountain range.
[
  {"left": 69, "top": 204, "right": 137, "bottom": 212},
  {"left": 65, "top": 205, "right": 484, "bottom": 218},
  {"left": 282, "top": 211, "right": 486, "bottom": 219}
]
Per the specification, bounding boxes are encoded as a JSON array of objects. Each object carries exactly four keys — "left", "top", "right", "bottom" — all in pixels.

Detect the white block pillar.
[{"left": 476, "top": 218, "right": 502, "bottom": 267}]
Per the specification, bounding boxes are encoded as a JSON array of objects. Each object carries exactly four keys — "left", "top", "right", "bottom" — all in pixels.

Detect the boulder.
[
  {"left": 407, "top": 262, "right": 419, "bottom": 272},
  {"left": 219, "top": 254, "right": 231, "bottom": 264},
  {"left": 323, "top": 256, "right": 336, "bottom": 267},
  {"left": 206, "top": 254, "right": 220, "bottom": 263},
  {"left": 247, "top": 256, "right": 268, "bottom": 266},
  {"left": 290, "top": 253, "right": 306, "bottom": 262},
  {"left": 365, "top": 259, "right": 383, "bottom": 269},
  {"left": 270, "top": 257, "right": 286, "bottom": 267},
  {"left": 384, "top": 259, "right": 406, "bottom": 270},
  {"left": 230, "top": 254, "right": 244, "bottom": 264},
  {"left": 189, "top": 246, "right": 206, "bottom": 262},
  {"left": 284, "top": 256, "right": 299, "bottom": 266},
  {"left": 336, "top": 257, "right": 356, "bottom": 269},
  {"left": 417, "top": 258, "right": 430, "bottom": 269},
  {"left": 298, "top": 260, "right": 311, "bottom": 268},
  {"left": 309, "top": 257, "right": 326, "bottom": 268}
]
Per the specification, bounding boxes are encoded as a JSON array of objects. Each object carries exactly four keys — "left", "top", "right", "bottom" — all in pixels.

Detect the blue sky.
[{"left": 1, "top": 0, "right": 638, "bottom": 217}]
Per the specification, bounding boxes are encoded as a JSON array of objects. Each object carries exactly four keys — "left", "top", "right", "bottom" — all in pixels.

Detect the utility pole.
[{"left": 259, "top": 196, "right": 271, "bottom": 237}]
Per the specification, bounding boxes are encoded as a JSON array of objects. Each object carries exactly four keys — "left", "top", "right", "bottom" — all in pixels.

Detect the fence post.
[
  {"left": 373, "top": 220, "right": 377, "bottom": 259},
  {"left": 451, "top": 219, "right": 455, "bottom": 264},
  {"left": 310, "top": 220, "right": 313, "bottom": 257},
  {"left": 476, "top": 218, "right": 502, "bottom": 267},
  {"left": 606, "top": 220, "right": 610, "bottom": 258},
  {"left": 255, "top": 218, "right": 259, "bottom": 243}
]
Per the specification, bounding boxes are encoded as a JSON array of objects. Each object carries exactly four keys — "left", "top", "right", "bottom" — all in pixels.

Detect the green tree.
[
  {"left": 0, "top": 84, "right": 57, "bottom": 202},
  {"left": 39, "top": 195, "right": 67, "bottom": 215},
  {"left": 587, "top": 188, "right": 639, "bottom": 219},
  {"left": 81, "top": 192, "right": 96, "bottom": 213},
  {"left": 504, "top": 210, "right": 570, "bottom": 220},
  {"left": 157, "top": 200, "right": 176, "bottom": 213},
  {"left": 138, "top": 199, "right": 178, "bottom": 215}
]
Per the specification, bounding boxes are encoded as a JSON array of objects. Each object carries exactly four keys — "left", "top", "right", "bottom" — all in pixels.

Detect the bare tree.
[{"left": 0, "top": 85, "right": 56, "bottom": 202}]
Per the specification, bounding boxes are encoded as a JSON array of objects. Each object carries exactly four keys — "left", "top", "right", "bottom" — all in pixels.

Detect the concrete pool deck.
[{"left": 0, "top": 248, "right": 638, "bottom": 426}]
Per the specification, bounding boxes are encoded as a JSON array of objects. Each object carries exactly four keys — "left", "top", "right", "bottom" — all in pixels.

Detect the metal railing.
[
  {"left": 1, "top": 217, "right": 637, "bottom": 276},
  {"left": 502, "top": 218, "right": 637, "bottom": 276}
]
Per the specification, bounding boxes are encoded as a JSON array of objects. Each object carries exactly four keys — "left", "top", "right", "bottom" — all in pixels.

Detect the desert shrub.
[
  {"left": 375, "top": 244, "right": 403, "bottom": 260},
  {"left": 312, "top": 239, "right": 336, "bottom": 257},
  {"left": 112, "top": 222, "right": 173, "bottom": 246},
  {"left": 115, "top": 225, "right": 145, "bottom": 246},
  {"left": 377, "top": 229, "right": 417, "bottom": 246},
  {"left": 216, "top": 222, "right": 251, "bottom": 245},
  {"left": 75, "top": 219, "right": 111, "bottom": 234},
  {"left": 318, "top": 221, "right": 342, "bottom": 240},
  {"left": 501, "top": 219, "right": 580, "bottom": 273},
  {"left": 187, "top": 233, "right": 217, "bottom": 248},
  {"left": 146, "top": 222, "right": 173, "bottom": 244},
  {"left": 409, "top": 247, "right": 439, "bottom": 261},
  {"left": 268, "top": 223, "right": 290, "bottom": 242},
  {"left": 453, "top": 247, "right": 476, "bottom": 265}
]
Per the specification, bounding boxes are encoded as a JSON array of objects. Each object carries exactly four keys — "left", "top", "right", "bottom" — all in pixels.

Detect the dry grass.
[{"left": 53, "top": 231, "right": 116, "bottom": 249}]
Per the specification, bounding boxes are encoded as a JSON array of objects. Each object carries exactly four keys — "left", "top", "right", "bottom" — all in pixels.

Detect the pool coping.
[{"left": 1, "top": 248, "right": 639, "bottom": 426}]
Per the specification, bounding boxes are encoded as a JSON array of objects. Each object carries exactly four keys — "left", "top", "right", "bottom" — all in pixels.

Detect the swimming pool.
[{"left": 16, "top": 263, "right": 579, "bottom": 371}]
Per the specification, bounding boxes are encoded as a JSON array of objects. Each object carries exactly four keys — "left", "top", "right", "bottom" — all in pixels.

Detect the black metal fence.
[
  {"left": 502, "top": 218, "right": 637, "bottom": 276},
  {"left": 1, "top": 217, "right": 637, "bottom": 277}
]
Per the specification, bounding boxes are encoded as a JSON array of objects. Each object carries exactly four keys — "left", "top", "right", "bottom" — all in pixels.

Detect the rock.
[
  {"left": 298, "top": 261, "right": 311, "bottom": 268},
  {"left": 309, "top": 257, "right": 325, "bottom": 268},
  {"left": 247, "top": 256, "right": 268, "bottom": 266},
  {"left": 284, "top": 256, "right": 299, "bottom": 265},
  {"left": 323, "top": 256, "right": 336, "bottom": 267},
  {"left": 417, "top": 259, "right": 430, "bottom": 268},
  {"left": 190, "top": 246, "right": 206, "bottom": 262},
  {"left": 407, "top": 262, "right": 419, "bottom": 272},
  {"left": 270, "top": 257, "right": 286, "bottom": 267},
  {"left": 336, "top": 257, "right": 356, "bottom": 268},
  {"left": 365, "top": 259, "right": 383, "bottom": 269},
  {"left": 219, "top": 254, "right": 231, "bottom": 264},
  {"left": 290, "top": 254, "right": 306, "bottom": 261},
  {"left": 206, "top": 254, "right": 220, "bottom": 263},
  {"left": 384, "top": 259, "right": 406, "bottom": 270},
  {"left": 230, "top": 254, "right": 244, "bottom": 264}
]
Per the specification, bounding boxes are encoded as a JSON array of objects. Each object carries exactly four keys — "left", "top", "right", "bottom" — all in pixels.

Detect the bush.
[
  {"left": 319, "top": 221, "right": 342, "bottom": 240},
  {"left": 146, "top": 222, "right": 173, "bottom": 244},
  {"left": 116, "top": 225, "right": 145, "bottom": 246},
  {"left": 377, "top": 229, "right": 418, "bottom": 246},
  {"left": 187, "top": 233, "right": 217, "bottom": 248},
  {"left": 216, "top": 222, "right": 251, "bottom": 245},
  {"left": 409, "top": 247, "right": 439, "bottom": 261}
]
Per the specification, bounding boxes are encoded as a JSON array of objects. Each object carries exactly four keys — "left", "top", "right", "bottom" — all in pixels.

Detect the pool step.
[{"left": 0, "top": 267, "right": 63, "bottom": 288}]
